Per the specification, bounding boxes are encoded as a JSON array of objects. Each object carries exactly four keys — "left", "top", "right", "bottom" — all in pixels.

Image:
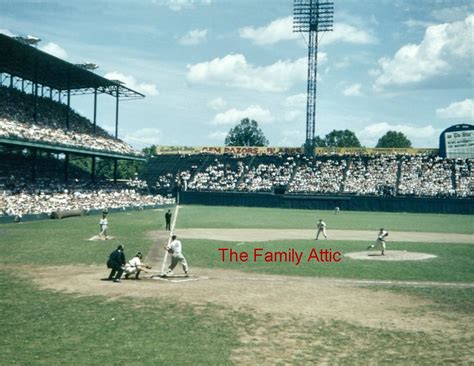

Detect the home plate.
[
  {"left": 152, "top": 275, "right": 209, "bottom": 283},
  {"left": 345, "top": 250, "right": 437, "bottom": 261},
  {"left": 87, "top": 235, "right": 116, "bottom": 241}
]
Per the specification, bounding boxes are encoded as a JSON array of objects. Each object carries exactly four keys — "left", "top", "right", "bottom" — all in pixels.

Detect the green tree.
[
  {"left": 225, "top": 118, "right": 269, "bottom": 146},
  {"left": 376, "top": 131, "right": 412, "bottom": 148},
  {"left": 312, "top": 135, "right": 327, "bottom": 147},
  {"left": 323, "top": 129, "right": 361, "bottom": 147},
  {"left": 142, "top": 144, "right": 157, "bottom": 157}
]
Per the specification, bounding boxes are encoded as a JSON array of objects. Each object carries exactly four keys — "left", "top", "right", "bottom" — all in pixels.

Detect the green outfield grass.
[
  {"left": 184, "top": 239, "right": 474, "bottom": 283},
  {"left": 1, "top": 206, "right": 473, "bottom": 364},
  {"left": 177, "top": 205, "right": 474, "bottom": 234}
]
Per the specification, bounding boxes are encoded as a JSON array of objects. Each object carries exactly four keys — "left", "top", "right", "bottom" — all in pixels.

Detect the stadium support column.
[
  {"left": 64, "top": 153, "right": 69, "bottom": 183},
  {"left": 9, "top": 73, "right": 13, "bottom": 88},
  {"left": 91, "top": 156, "right": 96, "bottom": 182},
  {"left": 66, "top": 68, "right": 71, "bottom": 130},
  {"left": 91, "top": 87, "right": 98, "bottom": 183},
  {"left": 31, "top": 148, "right": 37, "bottom": 183},
  {"left": 93, "top": 87, "right": 97, "bottom": 134},
  {"left": 33, "top": 55, "right": 39, "bottom": 124},
  {"left": 113, "top": 87, "right": 119, "bottom": 184}
]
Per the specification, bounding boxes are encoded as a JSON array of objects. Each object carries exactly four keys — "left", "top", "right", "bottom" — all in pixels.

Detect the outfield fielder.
[
  {"left": 315, "top": 219, "right": 328, "bottom": 240},
  {"left": 367, "top": 228, "right": 389, "bottom": 256},
  {"left": 161, "top": 235, "right": 188, "bottom": 277}
]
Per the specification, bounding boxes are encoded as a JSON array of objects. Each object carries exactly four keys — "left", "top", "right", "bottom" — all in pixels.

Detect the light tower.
[{"left": 293, "top": 0, "right": 334, "bottom": 156}]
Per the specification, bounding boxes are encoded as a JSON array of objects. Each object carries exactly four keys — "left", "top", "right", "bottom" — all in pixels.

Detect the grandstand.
[
  {"left": 140, "top": 147, "right": 473, "bottom": 214},
  {"left": 0, "top": 34, "right": 174, "bottom": 220}
]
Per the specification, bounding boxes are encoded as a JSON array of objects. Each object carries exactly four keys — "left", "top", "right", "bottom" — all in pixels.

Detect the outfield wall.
[{"left": 179, "top": 191, "right": 474, "bottom": 215}]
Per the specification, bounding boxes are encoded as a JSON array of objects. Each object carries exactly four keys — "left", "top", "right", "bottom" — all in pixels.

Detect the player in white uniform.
[
  {"left": 315, "top": 219, "right": 328, "bottom": 240},
  {"left": 124, "top": 252, "right": 151, "bottom": 280},
  {"left": 367, "top": 228, "right": 389, "bottom": 255},
  {"left": 99, "top": 214, "right": 108, "bottom": 240},
  {"left": 161, "top": 235, "right": 189, "bottom": 277}
]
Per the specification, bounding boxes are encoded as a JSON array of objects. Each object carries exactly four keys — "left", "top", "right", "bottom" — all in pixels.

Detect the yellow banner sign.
[{"left": 155, "top": 146, "right": 438, "bottom": 156}]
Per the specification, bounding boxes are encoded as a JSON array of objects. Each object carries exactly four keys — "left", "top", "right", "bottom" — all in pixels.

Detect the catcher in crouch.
[
  {"left": 124, "top": 252, "right": 152, "bottom": 280},
  {"left": 161, "top": 235, "right": 189, "bottom": 278},
  {"left": 367, "top": 228, "right": 389, "bottom": 256}
]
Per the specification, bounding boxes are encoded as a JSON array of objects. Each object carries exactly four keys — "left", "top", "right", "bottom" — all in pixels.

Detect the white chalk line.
[
  {"left": 152, "top": 276, "right": 209, "bottom": 283},
  {"left": 160, "top": 205, "right": 180, "bottom": 274},
  {"left": 186, "top": 275, "right": 474, "bottom": 288}
]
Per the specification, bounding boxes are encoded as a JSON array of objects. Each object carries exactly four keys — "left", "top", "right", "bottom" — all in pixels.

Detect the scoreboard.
[{"left": 444, "top": 129, "right": 474, "bottom": 158}]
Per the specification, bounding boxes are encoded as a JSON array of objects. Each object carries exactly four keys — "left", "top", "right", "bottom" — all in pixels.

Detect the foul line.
[{"left": 160, "top": 205, "right": 180, "bottom": 274}]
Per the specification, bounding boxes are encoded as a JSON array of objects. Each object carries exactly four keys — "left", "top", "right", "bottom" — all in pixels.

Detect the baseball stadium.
[{"left": 1, "top": 1, "right": 473, "bottom": 365}]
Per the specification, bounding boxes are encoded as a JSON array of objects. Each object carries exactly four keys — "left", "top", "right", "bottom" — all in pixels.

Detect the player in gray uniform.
[
  {"left": 161, "top": 235, "right": 189, "bottom": 277},
  {"left": 315, "top": 219, "right": 328, "bottom": 240},
  {"left": 367, "top": 228, "right": 389, "bottom": 255}
]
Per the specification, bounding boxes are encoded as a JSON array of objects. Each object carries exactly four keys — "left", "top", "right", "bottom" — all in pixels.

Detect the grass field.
[{"left": 0, "top": 206, "right": 473, "bottom": 364}]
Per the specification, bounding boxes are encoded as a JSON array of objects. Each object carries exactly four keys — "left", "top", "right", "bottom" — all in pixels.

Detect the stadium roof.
[
  {"left": 0, "top": 137, "right": 146, "bottom": 162},
  {"left": 0, "top": 34, "right": 145, "bottom": 99}
]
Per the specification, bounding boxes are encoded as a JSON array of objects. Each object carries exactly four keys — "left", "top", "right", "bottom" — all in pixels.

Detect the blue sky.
[{"left": 1, "top": 0, "right": 473, "bottom": 148}]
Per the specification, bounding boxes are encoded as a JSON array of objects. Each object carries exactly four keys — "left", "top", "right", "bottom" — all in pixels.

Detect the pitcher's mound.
[
  {"left": 345, "top": 250, "right": 437, "bottom": 261},
  {"left": 87, "top": 235, "right": 116, "bottom": 241}
]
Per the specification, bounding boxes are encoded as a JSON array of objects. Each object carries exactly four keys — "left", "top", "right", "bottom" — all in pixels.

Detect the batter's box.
[{"left": 151, "top": 275, "right": 210, "bottom": 283}]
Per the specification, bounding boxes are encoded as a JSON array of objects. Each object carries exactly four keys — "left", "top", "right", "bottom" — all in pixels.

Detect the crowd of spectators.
[
  {"left": 0, "top": 86, "right": 141, "bottom": 156},
  {"left": 398, "top": 155, "right": 456, "bottom": 197},
  {"left": 238, "top": 156, "right": 296, "bottom": 192},
  {"left": 0, "top": 179, "right": 174, "bottom": 217},
  {"left": 153, "top": 153, "right": 472, "bottom": 198},
  {"left": 288, "top": 157, "right": 346, "bottom": 193},
  {"left": 343, "top": 155, "right": 398, "bottom": 195},
  {"left": 188, "top": 158, "right": 246, "bottom": 191}
]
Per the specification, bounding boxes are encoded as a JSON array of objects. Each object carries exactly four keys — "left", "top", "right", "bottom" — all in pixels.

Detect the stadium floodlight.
[
  {"left": 75, "top": 62, "right": 99, "bottom": 70},
  {"left": 14, "top": 35, "right": 41, "bottom": 46},
  {"left": 294, "top": 0, "right": 334, "bottom": 156}
]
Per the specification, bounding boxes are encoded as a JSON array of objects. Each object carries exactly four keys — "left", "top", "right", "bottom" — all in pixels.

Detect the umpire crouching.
[{"left": 107, "top": 244, "right": 126, "bottom": 282}]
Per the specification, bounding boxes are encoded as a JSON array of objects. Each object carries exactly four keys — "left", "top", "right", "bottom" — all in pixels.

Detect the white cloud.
[
  {"left": 343, "top": 83, "right": 362, "bottom": 96},
  {"left": 436, "top": 99, "right": 474, "bottom": 120},
  {"left": 404, "top": 19, "right": 435, "bottom": 28},
  {"left": 432, "top": 5, "right": 473, "bottom": 22},
  {"left": 104, "top": 71, "right": 159, "bottom": 96},
  {"left": 320, "top": 22, "right": 377, "bottom": 45},
  {"left": 207, "top": 97, "right": 227, "bottom": 111},
  {"left": 373, "top": 15, "right": 473, "bottom": 89},
  {"left": 211, "top": 105, "right": 274, "bottom": 125},
  {"left": 278, "top": 129, "right": 304, "bottom": 146},
  {"left": 285, "top": 93, "right": 307, "bottom": 108},
  {"left": 208, "top": 131, "right": 227, "bottom": 141},
  {"left": 40, "top": 42, "right": 68, "bottom": 59},
  {"left": 239, "top": 16, "right": 298, "bottom": 45},
  {"left": 166, "top": 0, "right": 211, "bottom": 11},
  {"left": 0, "top": 29, "right": 15, "bottom": 37},
  {"left": 179, "top": 28, "right": 208, "bottom": 45},
  {"left": 124, "top": 128, "right": 162, "bottom": 146},
  {"left": 239, "top": 16, "right": 376, "bottom": 46},
  {"left": 186, "top": 54, "right": 324, "bottom": 92},
  {"left": 359, "top": 122, "right": 441, "bottom": 147}
]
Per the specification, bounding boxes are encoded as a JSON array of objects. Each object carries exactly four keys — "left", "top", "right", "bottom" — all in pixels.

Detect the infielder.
[
  {"left": 161, "top": 235, "right": 189, "bottom": 277},
  {"left": 124, "top": 252, "right": 152, "bottom": 280},
  {"left": 99, "top": 214, "right": 109, "bottom": 240},
  {"left": 315, "top": 219, "right": 328, "bottom": 240},
  {"left": 367, "top": 228, "right": 389, "bottom": 255}
]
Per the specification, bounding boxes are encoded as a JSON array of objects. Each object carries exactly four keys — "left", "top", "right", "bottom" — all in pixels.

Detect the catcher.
[
  {"left": 161, "top": 235, "right": 189, "bottom": 278},
  {"left": 367, "top": 228, "right": 389, "bottom": 256},
  {"left": 124, "top": 252, "right": 152, "bottom": 280}
]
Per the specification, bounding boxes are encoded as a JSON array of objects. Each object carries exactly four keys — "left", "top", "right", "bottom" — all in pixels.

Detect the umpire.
[
  {"left": 107, "top": 244, "right": 126, "bottom": 282},
  {"left": 165, "top": 209, "right": 172, "bottom": 231}
]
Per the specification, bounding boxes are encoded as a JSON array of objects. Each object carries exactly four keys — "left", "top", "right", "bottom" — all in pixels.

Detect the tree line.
[{"left": 224, "top": 118, "right": 412, "bottom": 148}]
